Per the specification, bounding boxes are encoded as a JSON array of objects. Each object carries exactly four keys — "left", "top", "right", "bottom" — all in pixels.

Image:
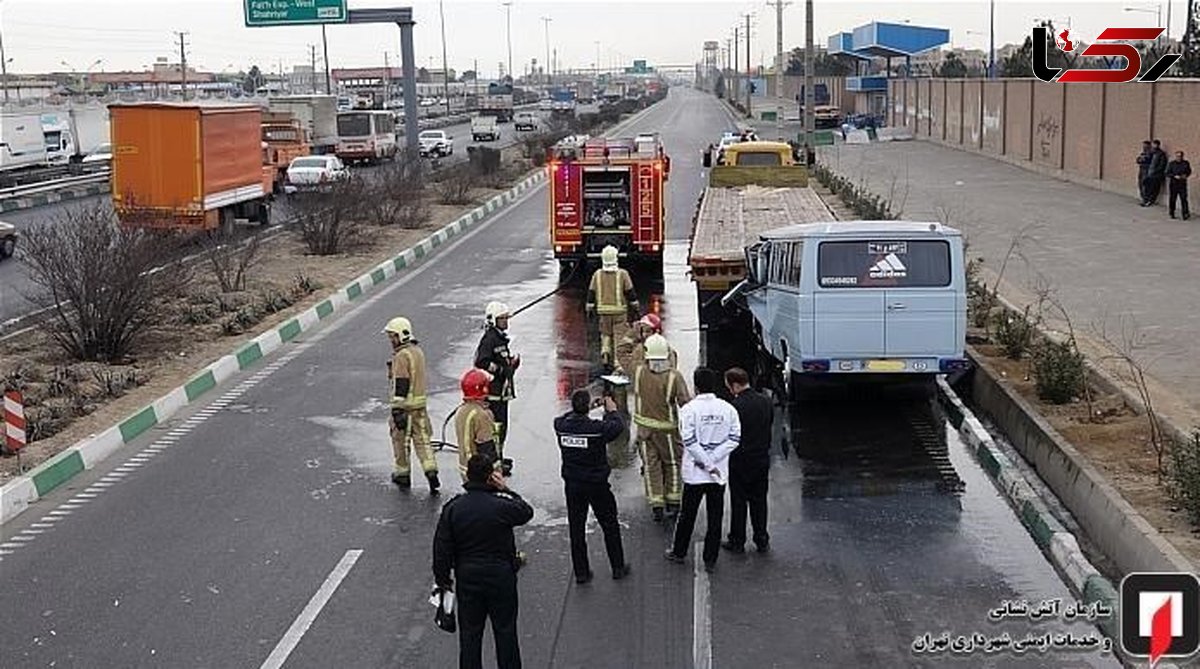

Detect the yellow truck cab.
[{"left": 721, "top": 141, "right": 796, "bottom": 166}]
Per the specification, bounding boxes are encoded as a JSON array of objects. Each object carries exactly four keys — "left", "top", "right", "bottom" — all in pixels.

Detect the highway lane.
[
  {"left": 0, "top": 109, "right": 558, "bottom": 326},
  {"left": 0, "top": 88, "right": 1119, "bottom": 668}
]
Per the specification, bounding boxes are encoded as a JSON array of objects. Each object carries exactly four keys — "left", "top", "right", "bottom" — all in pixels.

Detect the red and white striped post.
[{"left": 4, "top": 390, "right": 27, "bottom": 454}]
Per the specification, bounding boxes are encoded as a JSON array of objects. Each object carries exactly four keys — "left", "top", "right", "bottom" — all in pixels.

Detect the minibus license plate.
[{"left": 865, "top": 360, "right": 906, "bottom": 372}]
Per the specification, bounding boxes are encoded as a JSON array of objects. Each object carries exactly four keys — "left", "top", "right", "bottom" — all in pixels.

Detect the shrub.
[
  {"left": 435, "top": 167, "right": 477, "bottom": 205},
  {"left": 293, "top": 177, "right": 370, "bottom": 255},
  {"left": 1167, "top": 432, "right": 1200, "bottom": 525},
  {"left": 1032, "top": 337, "right": 1086, "bottom": 404},
  {"left": 993, "top": 306, "right": 1037, "bottom": 359}
]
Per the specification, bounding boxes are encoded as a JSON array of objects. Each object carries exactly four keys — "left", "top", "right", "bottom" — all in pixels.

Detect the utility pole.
[
  {"left": 988, "top": 0, "right": 995, "bottom": 79},
  {"left": 733, "top": 26, "right": 739, "bottom": 106},
  {"left": 438, "top": 0, "right": 451, "bottom": 118},
  {"left": 310, "top": 45, "right": 318, "bottom": 94},
  {"left": 744, "top": 13, "right": 753, "bottom": 117},
  {"left": 503, "top": 1, "right": 513, "bottom": 82},
  {"left": 384, "top": 51, "right": 390, "bottom": 102},
  {"left": 176, "top": 31, "right": 189, "bottom": 100},
  {"left": 541, "top": 16, "right": 552, "bottom": 86},
  {"left": 803, "top": 0, "right": 814, "bottom": 165},
  {"left": 322, "top": 24, "right": 332, "bottom": 94},
  {"left": 768, "top": 0, "right": 790, "bottom": 139},
  {"left": 0, "top": 14, "right": 8, "bottom": 105},
  {"left": 595, "top": 41, "right": 601, "bottom": 76}
]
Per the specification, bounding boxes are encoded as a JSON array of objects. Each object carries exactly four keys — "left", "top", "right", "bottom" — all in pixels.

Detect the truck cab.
[{"left": 470, "top": 115, "right": 500, "bottom": 142}]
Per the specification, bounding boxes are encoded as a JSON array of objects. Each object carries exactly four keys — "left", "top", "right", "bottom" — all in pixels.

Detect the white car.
[
  {"left": 82, "top": 143, "right": 112, "bottom": 166},
  {"left": 513, "top": 112, "right": 539, "bottom": 132},
  {"left": 0, "top": 220, "right": 16, "bottom": 259},
  {"left": 538, "top": 99, "right": 553, "bottom": 111},
  {"left": 285, "top": 155, "right": 349, "bottom": 193},
  {"left": 418, "top": 130, "right": 454, "bottom": 157}
]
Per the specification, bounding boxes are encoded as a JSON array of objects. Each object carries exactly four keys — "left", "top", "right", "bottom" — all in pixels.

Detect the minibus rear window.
[{"left": 817, "top": 240, "right": 951, "bottom": 288}]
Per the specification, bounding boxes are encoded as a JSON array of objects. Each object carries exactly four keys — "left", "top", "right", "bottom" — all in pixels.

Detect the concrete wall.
[
  {"left": 777, "top": 76, "right": 849, "bottom": 112},
  {"left": 887, "top": 78, "right": 1200, "bottom": 198}
]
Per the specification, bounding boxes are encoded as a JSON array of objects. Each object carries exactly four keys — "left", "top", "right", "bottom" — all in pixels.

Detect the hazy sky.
[{"left": 0, "top": 1, "right": 1186, "bottom": 77}]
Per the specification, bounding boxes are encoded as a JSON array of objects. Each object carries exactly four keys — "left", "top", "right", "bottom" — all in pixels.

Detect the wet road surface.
[{"left": 0, "top": 88, "right": 1120, "bottom": 668}]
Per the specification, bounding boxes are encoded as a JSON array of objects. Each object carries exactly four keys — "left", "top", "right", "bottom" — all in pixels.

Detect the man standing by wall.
[
  {"left": 1143, "top": 139, "right": 1168, "bottom": 206},
  {"left": 433, "top": 454, "right": 533, "bottom": 669},
  {"left": 722, "top": 367, "right": 773, "bottom": 554},
  {"left": 554, "top": 389, "right": 632, "bottom": 584},
  {"left": 1137, "top": 140, "right": 1152, "bottom": 204},
  {"left": 1167, "top": 150, "right": 1191, "bottom": 220}
]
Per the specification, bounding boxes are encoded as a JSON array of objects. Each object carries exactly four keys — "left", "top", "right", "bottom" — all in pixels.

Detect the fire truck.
[{"left": 547, "top": 135, "right": 670, "bottom": 278}]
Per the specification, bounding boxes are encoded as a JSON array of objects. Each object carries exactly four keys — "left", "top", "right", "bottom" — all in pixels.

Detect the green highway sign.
[{"left": 244, "top": 0, "right": 348, "bottom": 27}]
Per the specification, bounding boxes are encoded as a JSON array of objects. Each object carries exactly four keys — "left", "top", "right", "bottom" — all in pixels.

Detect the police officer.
[
  {"left": 474, "top": 301, "right": 520, "bottom": 475},
  {"left": 433, "top": 453, "right": 533, "bottom": 669},
  {"left": 587, "top": 245, "right": 641, "bottom": 372},
  {"left": 633, "top": 333, "right": 691, "bottom": 522},
  {"left": 383, "top": 316, "right": 439, "bottom": 492},
  {"left": 455, "top": 368, "right": 500, "bottom": 482},
  {"left": 554, "top": 388, "right": 632, "bottom": 584}
]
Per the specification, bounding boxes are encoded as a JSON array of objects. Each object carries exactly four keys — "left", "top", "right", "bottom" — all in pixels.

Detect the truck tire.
[{"left": 1, "top": 237, "right": 15, "bottom": 259}]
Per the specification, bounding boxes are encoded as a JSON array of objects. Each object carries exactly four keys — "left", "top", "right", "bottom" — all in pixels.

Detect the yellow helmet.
[
  {"left": 600, "top": 245, "right": 619, "bottom": 271},
  {"left": 485, "top": 301, "right": 511, "bottom": 326},
  {"left": 644, "top": 333, "right": 670, "bottom": 360},
  {"left": 382, "top": 316, "right": 414, "bottom": 343}
]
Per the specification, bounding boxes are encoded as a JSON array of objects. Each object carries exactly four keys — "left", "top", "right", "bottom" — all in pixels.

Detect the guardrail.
[{"left": 0, "top": 171, "right": 111, "bottom": 201}]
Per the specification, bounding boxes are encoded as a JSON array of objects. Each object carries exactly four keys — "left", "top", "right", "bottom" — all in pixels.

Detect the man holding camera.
[
  {"left": 433, "top": 453, "right": 534, "bottom": 669},
  {"left": 553, "top": 389, "right": 632, "bottom": 584}
]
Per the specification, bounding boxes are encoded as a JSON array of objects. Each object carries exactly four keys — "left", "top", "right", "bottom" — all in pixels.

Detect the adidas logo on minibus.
[{"left": 868, "top": 253, "right": 908, "bottom": 279}]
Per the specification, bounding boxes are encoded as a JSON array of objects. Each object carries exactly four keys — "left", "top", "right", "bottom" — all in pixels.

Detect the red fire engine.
[{"left": 548, "top": 135, "right": 670, "bottom": 275}]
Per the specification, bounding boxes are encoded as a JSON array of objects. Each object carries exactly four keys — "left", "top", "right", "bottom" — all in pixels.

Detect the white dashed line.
[
  {"left": 0, "top": 542, "right": 24, "bottom": 549},
  {"left": 260, "top": 549, "right": 363, "bottom": 669},
  {"left": 29, "top": 523, "right": 55, "bottom": 529},
  {"left": 21, "top": 529, "right": 45, "bottom": 535}
]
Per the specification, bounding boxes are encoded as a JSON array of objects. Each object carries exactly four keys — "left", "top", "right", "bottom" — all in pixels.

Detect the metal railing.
[{"left": 0, "top": 171, "right": 111, "bottom": 201}]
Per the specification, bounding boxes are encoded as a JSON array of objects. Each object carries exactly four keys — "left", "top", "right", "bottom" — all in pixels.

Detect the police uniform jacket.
[
  {"left": 433, "top": 482, "right": 534, "bottom": 588},
  {"left": 553, "top": 409, "right": 625, "bottom": 483}
]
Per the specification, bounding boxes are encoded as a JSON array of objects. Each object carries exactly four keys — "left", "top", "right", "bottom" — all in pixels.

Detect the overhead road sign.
[{"left": 244, "top": 0, "right": 348, "bottom": 27}]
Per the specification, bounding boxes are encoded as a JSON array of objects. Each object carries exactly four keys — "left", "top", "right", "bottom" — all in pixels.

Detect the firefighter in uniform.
[
  {"left": 614, "top": 312, "right": 677, "bottom": 376},
  {"left": 455, "top": 368, "right": 501, "bottom": 482},
  {"left": 383, "top": 317, "right": 440, "bottom": 492},
  {"left": 474, "top": 301, "right": 520, "bottom": 476},
  {"left": 633, "top": 333, "right": 692, "bottom": 522},
  {"left": 587, "top": 245, "right": 641, "bottom": 371}
]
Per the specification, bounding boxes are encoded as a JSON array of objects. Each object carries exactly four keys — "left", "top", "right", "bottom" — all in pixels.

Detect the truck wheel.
[{"left": 1, "top": 237, "right": 15, "bottom": 258}]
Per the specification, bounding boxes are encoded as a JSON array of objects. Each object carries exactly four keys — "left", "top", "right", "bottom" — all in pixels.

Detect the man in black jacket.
[
  {"left": 1167, "top": 150, "right": 1192, "bottom": 220},
  {"left": 554, "top": 389, "right": 631, "bottom": 584},
  {"left": 721, "top": 367, "right": 774, "bottom": 554},
  {"left": 433, "top": 454, "right": 534, "bottom": 669},
  {"left": 1137, "top": 140, "right": 1152, "bottom": 203},
  {"left": 1143, "top": 139, "right": 1169, "bottom": 206},
  {"left": 475, "top": 301, "right": 520, "bottom": 475}
]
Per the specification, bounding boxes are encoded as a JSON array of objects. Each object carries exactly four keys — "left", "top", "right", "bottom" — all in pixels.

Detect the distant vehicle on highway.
[
  {"left": 513, "top": 111, "right": 539, "bottom": 132},
  {"left": 335, "top": 110, "right": 397, "bottom": 164},
  {"left": 418, "top": 130, "right": 454, "bottom": 158},
  {"left": 470, "top": 116, "right": 500, "bottom": 142},
  {"left": 82, "top": 142, "right": 112, "bottom": 166},
  {"left": 538, "top": 99, "right": 554, "bottom": 111},
  {"left": 0, "top": 220, "right": 17, "bottom": 259},
  {"left": 285, "top": 155, "right": 349, "bottom": 193}
]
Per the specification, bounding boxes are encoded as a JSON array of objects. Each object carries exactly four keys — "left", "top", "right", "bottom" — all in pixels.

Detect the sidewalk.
[{"left": 818, "top": 140, "right": 1200, "bottom": 430}]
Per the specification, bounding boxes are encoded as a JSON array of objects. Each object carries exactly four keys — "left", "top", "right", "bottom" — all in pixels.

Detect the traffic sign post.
[{"left": 244, "top": 0, "right": 348, "bottom": 27}]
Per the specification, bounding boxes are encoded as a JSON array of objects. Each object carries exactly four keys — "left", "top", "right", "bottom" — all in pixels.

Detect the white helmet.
[
  {"left": 382, "top": 316, "right": 414, "bottom": 344},
  {"left": 600, "top": 245, "right": 619, "bottom": 271},
  {"left": 485, "top": 301, "right": 511, "bottom": 326},
  {"left": 644, "top": 333, "right": 670, "bottom": 361}
]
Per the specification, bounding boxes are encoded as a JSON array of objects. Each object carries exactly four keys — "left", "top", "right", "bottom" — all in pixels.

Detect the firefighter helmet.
[
  {"left": 461, "top": 368, "right": 493, "bottom": 401},
  {"left": 382, "top": 316, "right": 414, "bottom": 343},
  {"left": 485, "top": 301, "right": 511, "bottom": 326},
  {"left": 638, "top": 313, "right": 662, "bottom": 334},
  {"left": 644, "top": 334, "right": 670, "bottom": 361},
  {"left": 600, "top": 245, "right": 619, "bottom": 271}
]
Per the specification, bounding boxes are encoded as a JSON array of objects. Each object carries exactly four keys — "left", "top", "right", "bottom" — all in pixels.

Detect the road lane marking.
[
  {"left": 259, "top": 549, "right": 363, "bottom": 669},
  {"left": 693, "top": 542, "right": 712, "bottom": 669}
]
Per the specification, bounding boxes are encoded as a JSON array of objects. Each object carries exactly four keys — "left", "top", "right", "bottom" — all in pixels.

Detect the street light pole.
[
  {"left": 502, "top": 1, "right": 513, "bottom": 81},
  {"left": 989, "top": 0, "right": 996, "bottom": 79},
  {"left": 804, "top": 0, "right": 814, "bottom": 165},
  {"left": 439, "top": 0, "right": 450, "bottom": 118},
  {"left": 541, "top": 16, "right": 552, "bottom": 86}
]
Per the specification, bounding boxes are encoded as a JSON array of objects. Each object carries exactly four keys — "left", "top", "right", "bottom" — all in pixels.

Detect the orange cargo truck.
[{"left": 110, "top": 103, "right": 271, "bottom": 232}]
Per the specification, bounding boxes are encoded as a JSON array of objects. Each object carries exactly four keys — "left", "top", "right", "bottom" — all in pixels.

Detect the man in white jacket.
[{"left": 665, "top": 367, "right": 741, "bottom": 572}]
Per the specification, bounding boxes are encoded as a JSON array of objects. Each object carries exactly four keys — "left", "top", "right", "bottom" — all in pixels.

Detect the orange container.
[{"left": 110, "top": 103, "right": 266, "bottom": 231}]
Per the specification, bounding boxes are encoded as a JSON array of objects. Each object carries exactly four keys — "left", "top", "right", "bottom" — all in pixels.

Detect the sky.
[{"left": 0, "top": 0, "right": 1187, "bottom": 78}]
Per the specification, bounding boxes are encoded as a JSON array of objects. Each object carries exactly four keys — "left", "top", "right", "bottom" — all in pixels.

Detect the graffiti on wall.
[{"left": 1035, "top": 113, "right": 1061, "bottom": 160}]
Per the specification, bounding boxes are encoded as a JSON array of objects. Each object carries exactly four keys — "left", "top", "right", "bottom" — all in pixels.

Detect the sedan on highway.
[
  {"left": 513, "top": 112, "right": 540, "bottom": 132},
  {"left": 418, "top": 130, "right": 454, "bottom": 158},
  {"left": 284, "top": 155, "right": 350, "bottom": 193},
  {"left": 0, "top": 220, "right": 17, "bottom": 259}
]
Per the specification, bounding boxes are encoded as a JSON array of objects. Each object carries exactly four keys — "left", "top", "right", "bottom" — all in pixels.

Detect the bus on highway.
[{"left": 334, "top": 110, "right": 397, "bottom": 164}]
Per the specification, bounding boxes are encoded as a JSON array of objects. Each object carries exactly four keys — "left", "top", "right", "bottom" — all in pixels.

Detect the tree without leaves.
[
  {"left": 202, "top": 229, "right": 262, "bottom": 293},
  {"left": 364, "top": 150, "right": 430, "bottom": 229},
  {"left": 18, "top": 203, "right": 192, "bottom": 362},
  {"left": 292, "top": 177, "right": 371, "bottom": 255},
  {"left": 243, "top": 65, "right": 264, "bottom": 94}
]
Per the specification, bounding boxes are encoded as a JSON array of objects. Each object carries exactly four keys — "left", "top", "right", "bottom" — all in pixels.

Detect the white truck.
[
  {"left": 418, "top": 130, "right": 454, "bottom": 158},
  {"left": 39, "top": 107, "right": 109, "bottom": 165},
  {"left": 0, "top": 112, "right": 49, "bottom": 172},
  {"left": 471, "top": 115, "right": 500, "bottom": 142},
  {"left": 268, "top": 95, "right": 339, "bottom": 155}
]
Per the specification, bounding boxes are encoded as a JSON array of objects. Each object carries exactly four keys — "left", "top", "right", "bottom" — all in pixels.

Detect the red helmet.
[
  {"left": 638, "top": 313, "right": 662, "bottom": 333},
  {"left": 461, "top": 368, "right": 493, "bottom": 402}
]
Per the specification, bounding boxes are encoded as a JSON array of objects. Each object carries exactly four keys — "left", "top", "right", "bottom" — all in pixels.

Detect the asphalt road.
[
  {"left": 0, "top": 108, "right": 571, "bottom": 327},
  {"left": 0, "top": 88, "right": 1120, "bottom": 668}
]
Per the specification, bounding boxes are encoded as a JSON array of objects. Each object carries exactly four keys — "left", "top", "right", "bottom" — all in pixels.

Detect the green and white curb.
[
  {"left": 0, "top": 181, "right": 111, "bottom": 213},
  {"left": 936, "top": 377, "right": 1120, "bottom": 640},
  {"left": 0, "top": 171, "right": 546, "bottom": 526}
]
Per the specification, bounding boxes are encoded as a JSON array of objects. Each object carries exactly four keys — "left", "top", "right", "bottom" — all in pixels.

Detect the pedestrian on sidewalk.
[
  {"left": 1136, "top": 140, "right": 1153, "bottom": 204},
  {"left": 666, "top": 367, "right": 741, "bottom": 573},
  {"left": 1167, "top": 150, "right": 1192, "bottom": 220},
  {"left": 1143, "top": 139, "right": 1169, "bottom": 206},
  {"left": 721, "top": 367, "right": 773, "bottom": 555},
  {"left": 553, "top": 389, "right": 632, "bottom": 584},
  {"left": 433, "top": 453, "right": 533, "bottom": 669}
]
